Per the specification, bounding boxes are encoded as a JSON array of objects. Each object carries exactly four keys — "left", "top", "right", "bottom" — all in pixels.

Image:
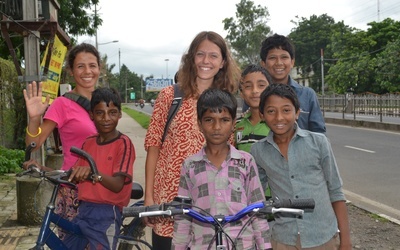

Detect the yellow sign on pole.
[{"left": 41, "top": 35, "right": 67, "bottom": 104}]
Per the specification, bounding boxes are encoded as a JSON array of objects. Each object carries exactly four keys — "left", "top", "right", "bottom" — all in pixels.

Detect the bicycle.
[
  {"left": 19, "top": 142, "right": 152, "bottom": 250},
  {"left": 123, "top": 195, "right": 315, "bottom": 250}
]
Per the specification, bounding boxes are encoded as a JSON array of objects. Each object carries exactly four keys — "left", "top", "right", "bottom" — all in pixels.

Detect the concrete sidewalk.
[{"left": 0, "top": 111, "right": 150, "bottom": 249}]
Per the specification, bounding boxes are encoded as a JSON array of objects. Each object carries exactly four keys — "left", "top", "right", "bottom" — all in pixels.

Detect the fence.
[{"left": 318, "top": 93, "right": 400, "bottom": 118}]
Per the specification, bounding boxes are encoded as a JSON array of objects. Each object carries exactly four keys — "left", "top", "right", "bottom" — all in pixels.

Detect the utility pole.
[
  {"left": 377, "top": 0, "right": 380, "bottom": 22},
  {"left": 23, "top": 0, "right": 41, "bottom": 86},
  {"left": 95, "top": 4, "right": 98, "bottom": 50},
  {"left": 23, "top": 0, "right": 44, "bottom": 164},
  {"left": 321, "top": 48, "right": 325, "bottom": 96},
  {"left": 119, "top": 48, "right": 127, "bottom": 103},
  {"left": 165, "top": 58, "right": 169, "bottom": 79}
]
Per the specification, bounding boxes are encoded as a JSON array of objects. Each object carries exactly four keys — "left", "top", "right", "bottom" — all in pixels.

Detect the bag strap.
[
  {"left": 161, "top": 84, "right": 183, "bottom": 144},
  {"left": 63, "top": 92, "right": 91, "bottom": 113}
]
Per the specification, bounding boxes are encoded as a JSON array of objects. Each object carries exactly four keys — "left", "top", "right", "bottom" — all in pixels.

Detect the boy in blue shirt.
[
  {"left": 251, "top": 83, "right": 351, "bottom": 249},
  {"left": 260, "top": 34, "right": 326, "bottom": 133}
]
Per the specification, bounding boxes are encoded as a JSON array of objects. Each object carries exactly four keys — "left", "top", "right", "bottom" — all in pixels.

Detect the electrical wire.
[{"left": 0, "top": 10, "right": 41, "bottom": 39}]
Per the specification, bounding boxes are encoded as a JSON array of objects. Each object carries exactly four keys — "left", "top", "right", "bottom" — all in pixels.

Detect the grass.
[
  {"left": 369, "top": 212, "right": 390, "bottom": 223},
  {"left": 122, "top": 106, "right": 151, "bottom": 129}
]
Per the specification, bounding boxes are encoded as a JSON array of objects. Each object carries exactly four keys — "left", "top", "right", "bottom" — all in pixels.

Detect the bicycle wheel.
[
  {"left": 118, "top": 216, "right": 151, "bottom": 250},
  {"left": 118, "top": 237, "right": 152, "bottom": 250}
]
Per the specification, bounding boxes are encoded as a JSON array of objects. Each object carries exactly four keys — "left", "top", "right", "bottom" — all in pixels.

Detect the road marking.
[
  {"left": 344, "top": 145, "right": 375, "bottom": 153},
  {"left": 344, "top": 189, "right": 400, "bottom": 225}
]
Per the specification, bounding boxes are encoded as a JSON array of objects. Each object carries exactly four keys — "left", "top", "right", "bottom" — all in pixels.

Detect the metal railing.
[{"left": 319, "top": 93, "right": 400, "bottom": 122}]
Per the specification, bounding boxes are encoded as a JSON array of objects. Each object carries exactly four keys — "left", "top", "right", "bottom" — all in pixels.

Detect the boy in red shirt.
[{"left": 64, "top": 87, "right": 135, "bottom": 249}]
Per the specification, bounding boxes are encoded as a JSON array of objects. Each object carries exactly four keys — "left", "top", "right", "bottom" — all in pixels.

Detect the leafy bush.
[{"left": 0, "top": 146, "right": 24, "bottom": 174}]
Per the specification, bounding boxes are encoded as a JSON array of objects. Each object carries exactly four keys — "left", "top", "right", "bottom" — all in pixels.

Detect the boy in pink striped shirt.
[{"left": 172, "top": 88, "right": 271, "bottom": 250}]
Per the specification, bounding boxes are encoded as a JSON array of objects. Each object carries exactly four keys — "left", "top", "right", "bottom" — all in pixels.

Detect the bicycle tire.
[
  {"left": 118, "top": 211, "right": 151, "bottom": 250},
  {"left": 120, "top": 216, "right": 146, "bottom": 238},
  {"left": 117, "top": 237, "right": 152, "bottom": 250}
]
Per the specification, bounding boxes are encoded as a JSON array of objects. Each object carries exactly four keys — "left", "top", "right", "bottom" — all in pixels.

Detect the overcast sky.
[{"left": 77, "top": 0, "right": 400, "bottom": 79}]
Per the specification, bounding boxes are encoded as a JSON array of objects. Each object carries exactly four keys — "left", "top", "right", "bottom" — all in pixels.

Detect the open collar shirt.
[
  {"left": 172, "top": 144, "right": 271, "bottom": 250},
  {"left": 251, "top": 124, "right": 345, "bottom": 248}
]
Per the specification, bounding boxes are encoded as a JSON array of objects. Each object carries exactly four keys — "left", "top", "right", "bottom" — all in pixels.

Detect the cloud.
[{"left": 78, "top": 0, "right": 400, "bottom": 79}]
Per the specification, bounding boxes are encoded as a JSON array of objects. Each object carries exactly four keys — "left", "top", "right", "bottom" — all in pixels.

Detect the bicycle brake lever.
[
  {"left": 16, "top": 165, "right": 41, "bottom": 177},
  {"left": 57, "top": 178, "right": 76, "bottom": 188}
]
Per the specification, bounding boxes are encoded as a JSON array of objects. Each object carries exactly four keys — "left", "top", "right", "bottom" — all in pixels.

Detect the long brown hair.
[{"left": 177, "top": 31, "right": 240, "bottom": 98}]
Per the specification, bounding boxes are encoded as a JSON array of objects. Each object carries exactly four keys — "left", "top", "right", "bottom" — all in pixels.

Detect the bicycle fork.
[
  {"left": 35, "top": 184, "right": 60, "bottom": 249},
  {"left": 215, "top": 216, "right": 227, "bottom": 250}
]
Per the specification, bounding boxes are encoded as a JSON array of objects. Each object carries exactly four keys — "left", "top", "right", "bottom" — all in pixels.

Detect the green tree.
[
  {"left": 0, "top": 58, "right": 25, "bottom": 148},
  {"left": 375, "top": 39, "right": 400, "bottom": 93},
  {"left": 223, "top": 0, "right": 271, "bottom": 67},
  {"left": 326, "top": 30, "right": 376, "bottom": 93},
  {"left": 117, "top": 65, "right": 145, "bottom": 103},
  {"left": 1, "top": 0, "right": 102, "bottom": 59},
  {"left": 99, "top": 54, "right": 116, "bottom": 88},
  {"left": 58, "top": 0, "right": 102, "bottom": 37},
  {"left": 326, "top": 18, "right": 400, "bottom": 94},
  {"left": 288, "top": 14, "right": 351, "bottom": 92},
  {"left": 365, "top": 18, "right": 400, "bottom": 52}
]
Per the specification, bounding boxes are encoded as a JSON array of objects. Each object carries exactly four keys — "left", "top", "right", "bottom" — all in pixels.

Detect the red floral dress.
[{"left": 144, "top": 85, "right": 205, "bottom": 237}]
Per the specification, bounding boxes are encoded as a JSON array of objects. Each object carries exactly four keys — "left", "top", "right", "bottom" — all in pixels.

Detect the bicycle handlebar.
[
  {"left": 70, "top": 146, "right": 99, "bottom": 178},
  {"left": 24, "top": 142, "right": 36, "bottom": 161},
  {"left": 122, "top": 198, "right": 315, "bottom": 224},
  {"left": 18, "top": 145, "right": 100, "bottom": 187},
  {"left": 272, "top": 198, "right": 315, "bottom": 209}
]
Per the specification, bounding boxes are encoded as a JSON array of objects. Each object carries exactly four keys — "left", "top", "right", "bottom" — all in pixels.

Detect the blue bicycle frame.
[
  {"left": 123, "top": 197, "right": 315, "bottom": 250},
  {"left": 21, "top": 144, "right": 148, "bottom": 250}
]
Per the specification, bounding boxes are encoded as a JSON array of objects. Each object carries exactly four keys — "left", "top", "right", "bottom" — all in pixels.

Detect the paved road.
[{"left": 326, "top": 124, "right": 400, "bottom": 221}]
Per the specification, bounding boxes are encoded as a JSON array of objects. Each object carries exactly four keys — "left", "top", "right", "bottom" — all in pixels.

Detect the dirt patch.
[{"left": 348, "top": 203, "right": 400, "bottom": 249}]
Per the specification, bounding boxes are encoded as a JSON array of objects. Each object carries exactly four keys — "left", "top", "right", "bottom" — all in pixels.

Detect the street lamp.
[
  {"left": 98, "top": 40, "right": 119, "bottom": 45},
  {"left": 95, "top": 40, "right": 119, "bottom": 87},
  {"left": 96, "top": 40, "right": 119, "bottom": 51},
  {"left": 165, "top": 59, "right": 169, "bottom": 79}
]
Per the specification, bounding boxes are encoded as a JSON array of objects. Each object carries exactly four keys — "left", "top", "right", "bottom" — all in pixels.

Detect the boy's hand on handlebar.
[
  {"left": 22, "top": 159, "right": 43, "bottom": 170},
  {"left": 143, "top": 197, "right": 156, "bottom": 228},
  {"left": 68, "top": 166, "right": 92, "bottom": 183}
]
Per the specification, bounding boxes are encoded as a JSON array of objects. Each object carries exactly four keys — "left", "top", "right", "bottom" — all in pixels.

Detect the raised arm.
[{"left": 23, "top": 82, "right": 56, "bottom": 149}]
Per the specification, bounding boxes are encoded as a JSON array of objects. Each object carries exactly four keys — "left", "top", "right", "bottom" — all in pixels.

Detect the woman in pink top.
[{"left": 23, "top": 43, "right": 100, "bottom": 238}]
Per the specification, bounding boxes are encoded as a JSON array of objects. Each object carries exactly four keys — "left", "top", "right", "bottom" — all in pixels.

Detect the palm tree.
[{"left": 99, "top": 54, "right": 116, "bottom": 87}]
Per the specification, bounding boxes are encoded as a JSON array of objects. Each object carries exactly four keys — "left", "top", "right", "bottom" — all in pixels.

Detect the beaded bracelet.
[{"left": 26, "top": 127, "right": 42, "bottom": 138}]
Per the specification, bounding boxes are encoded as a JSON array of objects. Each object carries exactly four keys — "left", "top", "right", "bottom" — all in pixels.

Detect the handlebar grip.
[
  {"left": 70, "top": 146, "right": 98, "bottom": 176},
  {"left": 122, "top": 204, "right": 160, "bottom": 217},
  {"left": 274, "top": 198, "right": 315, "bottom": 210},
  {"left": 24, "top": 142, "right": 36, "bottom": 162}
]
